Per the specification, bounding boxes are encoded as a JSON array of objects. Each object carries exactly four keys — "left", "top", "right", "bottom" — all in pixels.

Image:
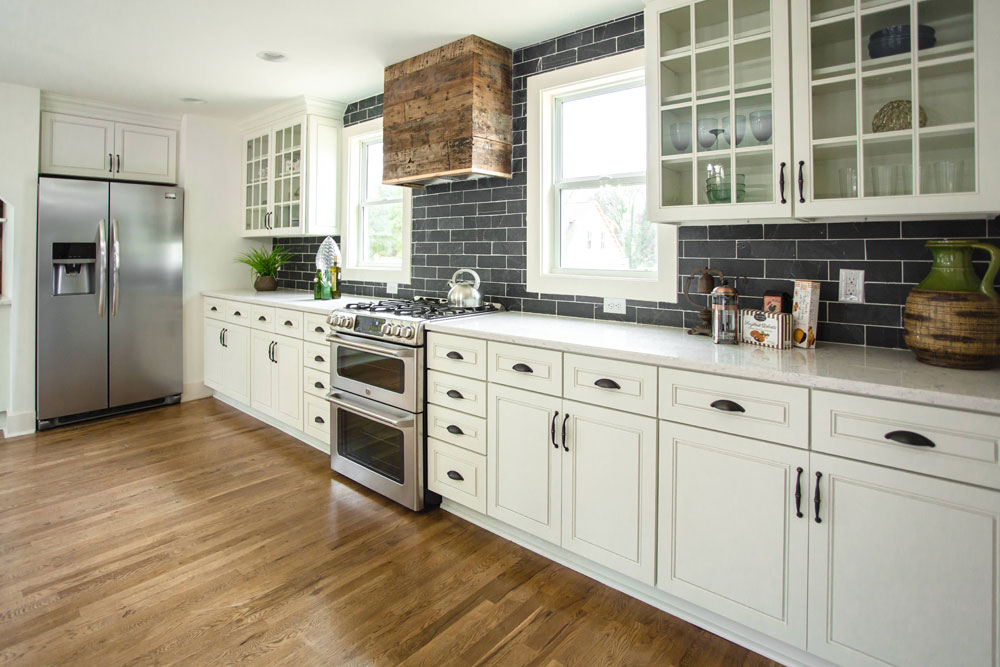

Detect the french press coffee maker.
[{"left": 711, "top": 280, "right": 740, "bottom": 345}]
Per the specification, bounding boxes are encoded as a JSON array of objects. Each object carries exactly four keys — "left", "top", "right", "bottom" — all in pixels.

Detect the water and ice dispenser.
[{"left": 51, "top": 242, "right": 96, "bottom": 296}]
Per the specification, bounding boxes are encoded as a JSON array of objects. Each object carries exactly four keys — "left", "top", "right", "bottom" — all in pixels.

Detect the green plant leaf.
[{"left": 235, "top": 245, "right": 293, "bottom": 278}]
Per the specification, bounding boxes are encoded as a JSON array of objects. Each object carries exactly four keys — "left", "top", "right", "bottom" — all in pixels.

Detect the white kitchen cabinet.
[
  {"left": 657, "top": 421, "right": 809, "bottom": 648},
  {"left": 808, "top": 452, "right": 1000, "bottom": 667},
  {"left": 561, "top": 400, "right": 657, "bottom": 584},
  {"left": 204, "top": 321, "right": 250, "bottom": 405},
  {"left": 204, "top": 320, "right": 224, "bottom": 390},
  {"left": 644, "top": 0, "right": 794, "bottom": 222},
  {"left": 487, "top": 383, "right": 563, "bottom": 543},
  {"left": 251, "top": 330, "right": 303, "bottom": 430},
  {"left": 40, "top": 111, "right": 177, "bottom": 183},
  {"left": 240, "top": 98, "right": 344, "bottom": 238}
]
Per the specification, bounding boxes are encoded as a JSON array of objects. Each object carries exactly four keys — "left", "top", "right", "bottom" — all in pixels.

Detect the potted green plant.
[{"left": 235, "top": 245, "right": 293, "bottom": 292}]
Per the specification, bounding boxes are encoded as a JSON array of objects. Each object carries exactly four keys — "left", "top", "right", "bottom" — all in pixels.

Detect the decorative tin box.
[{"left": 740, "top": 309, "right": 792, "bottom": 349}]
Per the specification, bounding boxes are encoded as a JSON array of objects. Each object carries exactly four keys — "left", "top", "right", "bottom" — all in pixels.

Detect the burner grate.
[{"left": 344, "top": 297, "right": 503, "bottom": 320}]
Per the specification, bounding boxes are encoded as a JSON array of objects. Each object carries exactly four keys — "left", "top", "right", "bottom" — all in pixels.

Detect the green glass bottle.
[
  {"left": 330, "top": 262, "right": 341, "bottom": 299},
  {"left": 313, "top": 269, "right": 323, "bottom": 300}
]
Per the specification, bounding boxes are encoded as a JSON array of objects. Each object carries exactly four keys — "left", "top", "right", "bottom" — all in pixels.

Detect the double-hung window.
[
  {"left": 341, "top": 117, "right": 412, "bottom": 284},
  {"left": 527, "top": 50, "right": 677, "bottom": 302}
]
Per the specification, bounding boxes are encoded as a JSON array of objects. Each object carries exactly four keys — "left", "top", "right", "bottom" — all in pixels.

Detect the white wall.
[
  {"left": 0, "top": 82, "right": 41, "bottom": 437},
  {"left": 178, "top": 114, "right": 263, "bottom": 400}
]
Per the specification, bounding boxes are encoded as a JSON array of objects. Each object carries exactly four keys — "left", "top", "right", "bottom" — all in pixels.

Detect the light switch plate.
[
  {"left": 603, "top": 297, "right": 626, "bottom": 314},
  {"left": 386, "top": 282, "right": 398, "bottom": 295},
  {"left": 838, "top": 269, "right": 865, "bottom": 303}
]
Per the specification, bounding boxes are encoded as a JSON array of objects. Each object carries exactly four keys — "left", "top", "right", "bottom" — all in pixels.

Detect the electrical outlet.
[
  {"left": 838, "top": 269, "right": 865, "bottom": 303},
  {"left": 386, "top": 282, "right": 398, "bottom": 295},
  {"left": 603, "top": 297, "right": 626, "bottom": 314}
]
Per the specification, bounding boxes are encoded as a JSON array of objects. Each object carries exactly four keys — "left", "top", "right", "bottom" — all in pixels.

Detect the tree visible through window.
[{"left": 360, "top": 140, "right": 404, "bottom": 267}]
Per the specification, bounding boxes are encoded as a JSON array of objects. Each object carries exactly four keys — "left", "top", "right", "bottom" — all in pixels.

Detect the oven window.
[
  {"left": 336, "top": 346, "right": 405, "bottom": 394},
  {"left": 337, "top": 409, "right": 405, "bottom": 484}
]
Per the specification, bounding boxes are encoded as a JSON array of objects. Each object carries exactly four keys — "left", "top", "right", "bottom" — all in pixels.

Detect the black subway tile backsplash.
[{"left": 273, "top": 12, "right": 1000, "bottom": 350}]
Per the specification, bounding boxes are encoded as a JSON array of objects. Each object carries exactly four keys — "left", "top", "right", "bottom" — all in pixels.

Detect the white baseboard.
[
  {"left": 440, "top": 500, "right": 835, "bottom": 667},
  {"left": 181, "top": 382, "right": 214, "bottom": 403},
  {"left": 212, "top": 393, "right": 329, "bottom": 455},
  {"left": 2, "top": 410, "right": 36, "bottom": 438}
]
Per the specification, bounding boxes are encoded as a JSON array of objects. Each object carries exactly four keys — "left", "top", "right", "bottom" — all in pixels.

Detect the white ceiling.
[{"left": 0, "top": 0, "right": 643, "bottom": 119}]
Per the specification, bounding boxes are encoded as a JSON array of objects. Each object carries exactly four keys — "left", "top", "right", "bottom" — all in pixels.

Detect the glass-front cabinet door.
[
  {"left": 243, "top": 130, "right": 269, "bottom": 235},
  {"left": 645, "top": 0, "right": 793, "bottom": 222},
  {"left": 792, "top": 0, "right": 1000, "bottom": 217},
  {"left": 270, "top": 120, "right": 303, "bottom": 233}
]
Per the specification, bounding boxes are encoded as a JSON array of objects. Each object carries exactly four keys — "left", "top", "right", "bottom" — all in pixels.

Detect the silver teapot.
[{"left": 447, "top": 268, "right": 483, "bottom": 307}]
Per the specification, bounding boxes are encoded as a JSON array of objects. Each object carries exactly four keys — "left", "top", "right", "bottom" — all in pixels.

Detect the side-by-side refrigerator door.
[
  {"left": 108, "top": 182, "right": 183, "bottom": 408},
  {"left": 36, "top": 177, "right": 110, "bottom": 420}
]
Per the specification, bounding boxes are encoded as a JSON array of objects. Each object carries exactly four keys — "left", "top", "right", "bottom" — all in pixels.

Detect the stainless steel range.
[{"left": 325, "top": 297, "right": 502, "bottom": 510}]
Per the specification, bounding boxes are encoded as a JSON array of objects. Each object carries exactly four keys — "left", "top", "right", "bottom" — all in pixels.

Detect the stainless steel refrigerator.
[{"left": 36, "top": 177, "right": 184, "bottom": 429}]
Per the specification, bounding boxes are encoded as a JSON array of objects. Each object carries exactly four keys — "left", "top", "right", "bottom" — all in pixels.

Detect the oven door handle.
[
  {"left": 325, "top": 392, "right": 414, "bottom": 428},
  {"left": 331, "top": 333, "right": 416, "bottom": 359}
]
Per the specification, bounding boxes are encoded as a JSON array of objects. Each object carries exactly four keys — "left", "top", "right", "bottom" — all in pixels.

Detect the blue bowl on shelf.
[{"left": 868, "top": 24, "right": 936, "bottom": 59}]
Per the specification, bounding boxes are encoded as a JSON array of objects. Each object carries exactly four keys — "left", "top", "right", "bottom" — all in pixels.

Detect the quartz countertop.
[
  {"left": 202, "top": 289, "right": 370, "bottom": 316},
  {"left": 425, "top": 312, "right": 1000, "bottom": 414}
]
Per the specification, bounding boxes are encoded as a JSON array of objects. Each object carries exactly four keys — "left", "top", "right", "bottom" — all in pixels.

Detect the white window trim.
[
  {"left": 527, "top": 49, "right": 678, "bottom": 302},
  {"left": 340, "top": 117, "right": 412, "bottom": 284}
]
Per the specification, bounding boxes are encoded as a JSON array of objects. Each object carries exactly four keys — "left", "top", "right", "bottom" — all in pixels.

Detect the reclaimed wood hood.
[{"left": 383, "top": 35, "right": 513, "bottom": 188}]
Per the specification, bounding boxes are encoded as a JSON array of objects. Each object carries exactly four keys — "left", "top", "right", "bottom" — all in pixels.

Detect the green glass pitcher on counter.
[{"left": 903, "top": 240, "right": 1000, "bottom": 369}]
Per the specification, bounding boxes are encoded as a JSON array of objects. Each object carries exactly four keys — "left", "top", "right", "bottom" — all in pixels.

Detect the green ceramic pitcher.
[{"left": 903, "top": 240, "right": 1000, "bottom": 369}]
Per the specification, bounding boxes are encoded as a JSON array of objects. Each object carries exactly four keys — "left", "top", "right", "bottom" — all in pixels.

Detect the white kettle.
[{"left": 447, "top": 269, "right": 483, "bottom": 307}]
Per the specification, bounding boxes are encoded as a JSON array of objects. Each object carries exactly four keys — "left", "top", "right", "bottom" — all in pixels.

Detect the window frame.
[
  {"left": 527, "top": 49, "right": 678, "bottom": 302},
  {"left": 340, "top": 117, "right": 412, "bottom": 284}
]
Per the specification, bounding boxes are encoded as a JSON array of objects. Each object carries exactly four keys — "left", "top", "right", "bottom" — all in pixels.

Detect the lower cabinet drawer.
[
  {"left": 812, "top": 390, "right": 1000, "bottom": 490},
  {"left": 427, "top": 370, "right": 487, "bottom": 418},
  {"left": 427, "top": 437, "right": 486, "bottom": 514},
  {"left": 225, "top": 300, "right": 251, "bottom": 325},
  {"left": 304, "top": 367, "right": 331, "bottom": 399},
  {"left": 563, "top": 353, "right": 657, "bottom": 417},
  {"left": 304, "top": 341, "right": 330, "bottom": 371},
  {"left": 304, "top": 313, "right": 331, "bottom": 344},
  {"left": 488, "top": 341, "right": 562, "bottom": 397},
  {"left": 250, "top": 305, "right": 276, "bottom": 332},
  {"left": 275, "top": 308, "right": 303, "bottom": 338},
  {"left": 427, "top": 403, "right": 487, "bottom": 455},
  {"left": 303, "top": 393, "right": 330, "bottom": 446},
  {"left": 427, "top": 332, "right": 487, "bottom": 380},
  {"left": 659, "top": 368, "right": 809, "bottom": 449},
  {"left": 204, "top": 297, "right": 225, "bottom": 320}
]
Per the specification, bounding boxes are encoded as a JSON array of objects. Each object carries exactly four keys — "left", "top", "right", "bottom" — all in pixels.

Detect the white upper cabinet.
[
  {"left": 40, "top": 113, "right": 116, "bottom": 178},
  {"left": 114, "top": 123, "right": 177, "bottom": 183},
  {"left": 791, "top": 0, "right": 1000, "bottom": 218},
  {"left": 240, "top": 97, "right": 345, "bottom": 238},
  {"left": 645, "top": 0, "right": 794, "bottom": 222}
]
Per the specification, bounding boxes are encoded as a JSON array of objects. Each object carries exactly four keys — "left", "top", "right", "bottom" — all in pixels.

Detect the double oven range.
[{"left": 324, "top": 297, "right": 501, "bottom": 510}]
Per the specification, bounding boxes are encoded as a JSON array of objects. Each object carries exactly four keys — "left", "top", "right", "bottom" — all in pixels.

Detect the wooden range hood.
[{"left": 383, "top": 35, "right": 513, "bottom": 188}]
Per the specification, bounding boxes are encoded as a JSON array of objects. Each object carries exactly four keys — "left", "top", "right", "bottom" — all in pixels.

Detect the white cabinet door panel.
[
  {"left": 250, "top": 331, "right": 276, "bottom": 416},
  {"left": 115, "top": 123, "right": 177, "bottom": 183},
  {"left": 40, "top": 112, "right": 115, "bottom": 178},
  {"left": 204, "top": 320, "right": 224, "bottom": 391},
  {"left": 273, "top": 335, "right": 303, "bottom": 430},
  {"left": 222, "top": 325, "right": 251, "bottom": 405}
]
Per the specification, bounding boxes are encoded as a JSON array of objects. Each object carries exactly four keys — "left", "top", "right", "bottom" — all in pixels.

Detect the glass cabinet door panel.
[
  {"left": 736, "top": 150, "right": 775, "bottom": 204},
  {"left": 734, "top": 0, "right": 771, "bottom": 38},
  {"left": 810, "top": 18, "right": 855, "bottom": 80},
  {"left": 698, "top": 154, "right": 734, "bottom": 205},
  {"left": 811, "top": 0, "right": 853, "bottom": 21},
  {"left": 695, "top": 0, "right": 729, "bottom": 46},
  {"left": 862, "top": 69, "right": 912, "bottom": 136},
  {"left": 917, "top": 0, "right": 974, "bottom": 61},
  {"left": 734, "top": 38, "right": 772, "bottom": 94},
  {"left": 918, "top": 60, "right": 973, "bottom": 127},
  {"left": 737, "top": 94, "right": 774, "bottom": 148},
  {"left": 696, "top": 100, "right": 730, "bottom": 153},
  {"left": 695, "top": 46, "right": 730, "bottom": 99},
  {"left": 861, "top": 5, "right": 915, "bottom": 73},
  {"left": 243, "top": 131, "right": 269, "bottom": 233},
  {"left": 863, "top": 136, "right": 913, "bottom": 197},
  {"left": 812, "top": 79, "right": 857, "bottom": 140},
  {"left": 813, "top": 143, "right": 859, "bottom": 200},
  {"left": 660, "top": 6, "right": 692, "bottom": 55},
  {"left": 661, "top": 159, "right": 694, "bottom": 207},
  {"left": 661, "top": 56, "right": 693, "bottom": 104},
  {"left": 920, "top": 130, "right": 974, "bottom": 194}
]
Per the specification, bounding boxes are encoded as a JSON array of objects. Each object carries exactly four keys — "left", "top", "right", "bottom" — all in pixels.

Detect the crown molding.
[
  {"left": 40, "top": 92, "right": 182, "bottom": 130},
  {"left": 238, "top": 95, "right": 347, "bottom": 132}
]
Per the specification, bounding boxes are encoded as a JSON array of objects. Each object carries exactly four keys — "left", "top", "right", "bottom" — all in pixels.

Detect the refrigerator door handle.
[
  {"left": 110, "top": 218, "right": 121, "bottom": 317},
  {"left": 97, "top": 218, "right": 107, "bottom": 317}
]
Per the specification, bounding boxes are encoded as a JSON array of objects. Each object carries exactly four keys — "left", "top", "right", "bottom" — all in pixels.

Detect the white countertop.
[
  {"left": 202, "top": 289, "right": 370, "bottom": 316},
  {"left": 426, "top": 312, "right": 1000, "bottom": 414}
]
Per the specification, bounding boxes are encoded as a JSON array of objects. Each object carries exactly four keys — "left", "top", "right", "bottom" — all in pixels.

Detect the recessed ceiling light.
[
  {"left": 180, "top": 97, "right": 207, "bottom": 104},
  {"left": 256, "top": 51, "right": 288, "bottom": 63}
]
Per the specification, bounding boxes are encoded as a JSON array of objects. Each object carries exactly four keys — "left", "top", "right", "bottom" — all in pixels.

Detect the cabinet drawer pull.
[
  {"left": 268, "top": 341, "right": 275, "bottom": 363},
  {"left": 446, "top": 350, "right": 464, "bottom": 360},
  {"left": 108, "top": 152, "right": 113, "bottom": 173},
  {"left": 884, "top": 430, "right": 935, "bottom": 448},
  {"left": 512, "top": 363, "right": 533, "bottom": 374},
  {"left": 314, "top": 381, "right": 325, "bottom": 389},
  {"left": 794, "top": 467, "right": 803, "bottom": 519},
  {"left": 797, "top": 160, "right": 805, "bottom": 204},
  {"left": 561, "top": 413, "right": 570, "bottom": 451},
  {"left": 233, "top": 310, "right": 242, "bottom": 317},
  {"left": 210, "top": 305, "right": 218, "bottom": 312},
  {"left": 551, "top": 411, "right": 560, "bottom": 449},
  {"left": 814, "top": 471, "right": 822, "bottom": 524},
  {"left": 446, "top": 424, "right": 464, "bottom": 435},
  {"left": 284, "top": 320, "right": 294, "bottom": 327},
  {"left": 314, "top": 355, "right": 325, "bottom": 363},
  {"left": 258, "top": 315, "right": 267, "bottom": 321},
  {"left": 314, "top": 326, "right": 325, "bottom": 332},
  {"left": 779, "top": 161, "right": 787, "bottom": 204},
  {"left": 314, "top": 416, "right": 325, "bottom": 424},
  {"left": 594, "top": 378, "right": 621, "bottom": 390},
  {"left": 446, "top": 470, "right": 464, "bottom": 481},
  {"left": 710, "top": 399, "right": 745, "bottom": 413},
  {"left": 446, "top": 389, "right": 464, "bottom": 400}
]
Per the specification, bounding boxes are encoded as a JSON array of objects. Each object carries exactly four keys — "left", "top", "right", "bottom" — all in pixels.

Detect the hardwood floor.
[{"left": 0, "top": 399, "right": 779, "bottom": 666}]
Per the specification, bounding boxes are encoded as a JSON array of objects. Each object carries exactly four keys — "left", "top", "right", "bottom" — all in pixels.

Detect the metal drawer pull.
[
  {"left": 814, "top": 471, "right": 822, "bottom": 524},
  {"left": 710, "top": 399, "right": 746, "bottom": 413},
  {"left": 325, "top": 392, "right": 414, "bottom": 428},
  {"left": 447, "top": 470, "right": 464, "bottom": 481},
  {"left": 233, "top": 310, "right": 241, "bottom": 316},
  {"left": 884, "top": 430, "right": 936, "bottom": 448},
  {"left": 561, "top": 413, "right": 570, "bottom": 451},
  {"left": 446, "top": 389, "right": 464, "bottom": 400},
  {"left": 210, "top": 306, "right": 218, "bottom": 312},
  {"left": 314, "top": 416, "right": 325, "bottom": 424},
  {"left": 314, "top": 381, "right": 325, "bottom": 389},
  {"left": 594, "top": 378, "right": 621, "bottom": 390},
  {"left": 314, "top": 355, "right": 325, "bottom": 362},
  {"left": 314, "top": 326, "right": 325, "bottom": 332},
  {"left": 794, "top": 467, "right": 803, "bottom": 518},
  {"left": 551, "top": 411, "right": 560, "bottom": 449},
  {"left": 284, "top": 320, "right": 294, "bottom": 326},
  {"left": 512, "top": 363, "right": 533, "bottom": 373},
  {"left": 446, "top": 350, "right": 464, "bottom": 360},
  {"left": 258, "top": 315, "right": 267, "bottom": 321},
  {"left": 446, "top": 425, "right": 464, "bottom": 435}
]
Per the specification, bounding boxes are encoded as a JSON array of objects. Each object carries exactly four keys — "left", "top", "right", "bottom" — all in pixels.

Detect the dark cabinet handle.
[
  {"left": 561, "top": 413, "right": 570, "bottom": 451},
  {"left": 779, "top": 161, "right": 787, "bottom": 204},
  {"left": 234, "top": 310, "right": 242, "bottom": 317},
  {"left": 108, "top": 153, "right": 113, "bottom": 173},
  {"left": 314, "top": 381, "right": 325, "bottom": 389},
  {"left": 884, "top": 430, "right": 935, "bottom": 448},
  {"left": 219, "top": 328, "right": 225, "bottom": 347},
  {"left": 551, "top": 410, "right": 560, "bottom": 449},
  {"left": 314, "top": 326, "right": 325, "bottom": 332},
  {"left": 258, "top": 315, "right": 267, "bottom": 321},
  {"left": 222, "top": 328, "right": 227, "bottom": 348},
  {"left": 446, "top": 389, "right": 464, "bottom": 400},
  {"left": 594, "top": 378, "right": 621, "bottom": 390},
  {"left": 447, "top": 470, "right": 464, "bottom": 481},
  {"left": 797, "top": 160, "right": 805, "bottom": 203},
  {"left": 794, "top": 467, "right": 803, "bottom": 518},
  {"left": 268, "top": 341, "right": 275, "bottom": 363},
  {"left": 814, "top": 471, "right": 822, "bottom": 523},
  {"left": 512, "top": 363, "right": 533, "bottom": 374},
  {"left": 446, "top": 424, "right": 464, "bottom": 435},
  {"left": 210, "top": 306, "right": 218, "bottom": 311},
  {"left": 446, "top": 351, "right": 464, "bottom": 360},
  {"left": 314, "top": 416, "right": 325, "bottom": 424},
  {"left": 314, "top": 355, "right": 325, "bottom": 362},
  {"left": 710, "top": 399, "right": 745, "bottom": 413},
  {"left": 115, "top": 154, "right": 121, "bottom": 173},
  {"left": 284, "top": 320, "right": 293, "bottom": 327}
]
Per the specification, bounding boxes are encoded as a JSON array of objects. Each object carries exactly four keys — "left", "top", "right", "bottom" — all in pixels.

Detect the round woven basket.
[{"left": 872, "top": 100, "right": 928, "bottom": 133}]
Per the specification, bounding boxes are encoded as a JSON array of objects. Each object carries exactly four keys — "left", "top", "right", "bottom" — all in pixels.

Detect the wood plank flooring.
[{"left": 0, "top": 399, "right": 780, "bottom": 666}]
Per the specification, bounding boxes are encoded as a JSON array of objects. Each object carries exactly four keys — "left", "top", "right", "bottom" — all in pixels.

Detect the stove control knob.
[
  {"left": 343, "top": 316, "right": 354, "bottom": 329},
  {"left": 402, "top": 326, "right": 414, "bottom": 339},
  {"left": 391, "top": 325, "right": 403, "bottom": 336},
  {"left": 332, "top": 315, "right": 342, "bottom": 327},
  {"left": 380, "top": 323, "right": 392, "bottom": 335}
]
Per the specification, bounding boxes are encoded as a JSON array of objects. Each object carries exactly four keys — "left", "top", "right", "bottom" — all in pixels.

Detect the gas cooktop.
[
  {"left": 328, "top": 297, "right": 504, "bottom": 345},
  {"left": 345, "top": 297, "right": 503, "bottom": 320}
]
